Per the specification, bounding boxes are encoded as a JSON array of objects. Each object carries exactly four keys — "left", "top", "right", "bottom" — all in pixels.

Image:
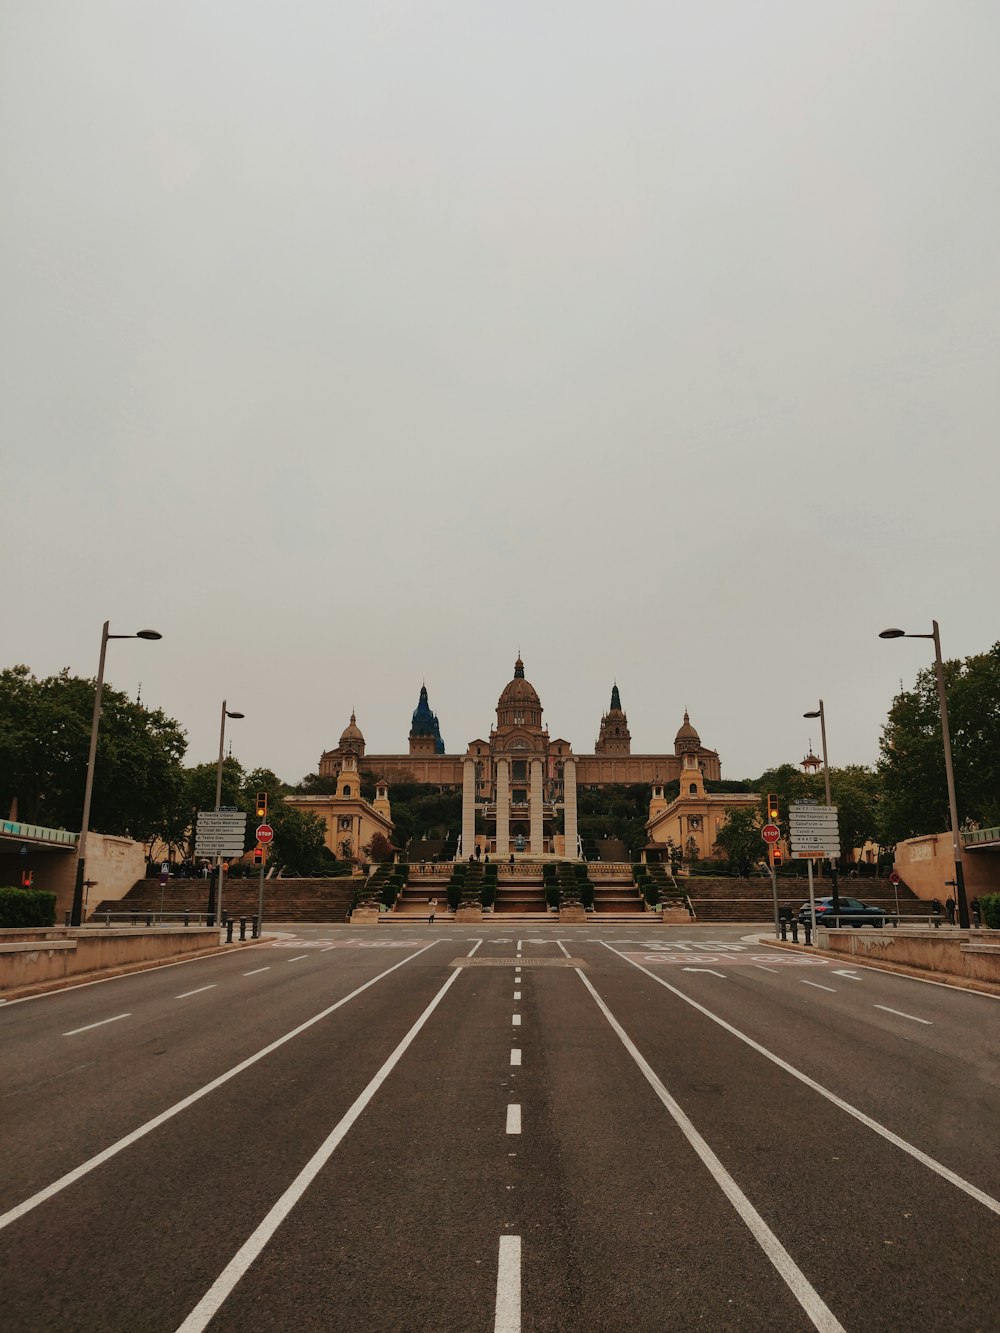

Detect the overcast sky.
[{"left": 3, "top": 1, "right": 998, "bottom": 789}]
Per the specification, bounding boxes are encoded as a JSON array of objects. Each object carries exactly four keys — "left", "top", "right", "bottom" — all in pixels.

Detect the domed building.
[{"left": 314, "top": 656, "right": 722, "bottom": 859}]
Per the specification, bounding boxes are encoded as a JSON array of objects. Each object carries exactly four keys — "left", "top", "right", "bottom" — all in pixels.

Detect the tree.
[
  {"left": 363, "top": 832, "right": 395, "bottom": 863},
  {"left": 713, "top": 806, "right": 765, "bottom": 875},
  {"left": 0, "top": 665, "right": 186, "bottom": 841},
  {"left": 878, "top": 643, "right": 1000, "bottom": 842}
]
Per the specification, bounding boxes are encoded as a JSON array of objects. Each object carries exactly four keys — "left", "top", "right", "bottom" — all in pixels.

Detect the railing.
[
  {"left": 2, "top": 820, "right": 77, "bottom": 847},
  {"left": 963, "top": 826, "right": 1000, "bottom": 847}
]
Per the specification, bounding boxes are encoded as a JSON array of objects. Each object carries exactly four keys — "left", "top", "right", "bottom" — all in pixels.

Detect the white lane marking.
[
  {"left": 510, "top": 1049, "right": 521, "bottom": 1067},
  {"left": 494, "top": 1235, "right": 521, "bottom": 1333},
  {"left": 287, "top": 955, "right": 308, "bottom": 963},
  {"left": 175, "top": 941, "right": 482, "bottom": 1332},
  {"left": 832, "top": 970, "right": 862, "bottom": 981},
  {"left": 754, "top": 965, "right": 779, "bottom": 974},
  {"left": 320, "top": 946, "right": 337, "bottom": 953},
  {"left": 577, "top": 968, "right": 845, "bottom": 1333},
  {"left": 176, "top": 986, "right": 216, "bottom": 999},
  {"left": 513, "top": 991, "right": 522, "bottom": 1000},
  {"left": 512, "top": 1014, "right": 521, "bottom": 1026},
  {"left": 516, "top": 940, "right": 522, "bottom": 952},
  {"left": 243, "top": 968, "right": 270, "bottom": 977},
  {"left": 802, "top": 981, "right": 837, "bottom": 993},
  {"left": 874, "top": 1005, "right": 931, "bottom": 1026},
  {"left": 601, "top": 943, "right": 1000, "bottom": 1219},
  {"left": 682, "top": 968, "right": 725, "bottom": 978},
  {"left": 62, "top": 1014, "right": 130, "bottom": 1037},
  {"left": 506, "top": 1104, "right": 522, "bottom": 1134},
  {"left": 0, "top": 942, "right": 439, "bottom": 1233}
]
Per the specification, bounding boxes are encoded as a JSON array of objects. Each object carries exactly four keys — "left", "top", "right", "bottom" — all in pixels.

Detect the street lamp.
[
  {"left": 803, "top": 700, "right": 839, "bottom": 919},
  {"left": 210, "top": 700, "right": 244, "bottom": 929},
  {"left": 879, "top": 621, "right": 969, "bottom": 929},
  {"left": 70, "top": 622, "right": 162, "bottom": 927}
]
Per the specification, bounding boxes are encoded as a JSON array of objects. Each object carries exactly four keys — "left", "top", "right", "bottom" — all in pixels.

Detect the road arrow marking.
[
  {"left": 682, "top": 968, "right": 726, "bottom": 978},
  {"left": 833, "top": 970, "right": 863, "bottom": 980}
]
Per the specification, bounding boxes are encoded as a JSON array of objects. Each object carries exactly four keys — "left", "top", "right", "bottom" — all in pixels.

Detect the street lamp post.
[
  {"left": 210, "top": 700, "right": 244, "bottom": 930},
  {"left": 879, "top": 621, "right": 970, "bottom": 929},
  {"left": 70, "top": 622, "right": 162, "bottom": 927},
  {"left": 803, "top": 700, "right": 839, "bottom": 921}
]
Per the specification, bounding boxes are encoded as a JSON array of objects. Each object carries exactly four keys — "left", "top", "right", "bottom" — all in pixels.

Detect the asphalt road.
[{"left": 1, "top": 923, "right": 998, "bottom": 1332}]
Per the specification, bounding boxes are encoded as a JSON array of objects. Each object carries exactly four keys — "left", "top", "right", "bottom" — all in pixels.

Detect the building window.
[
  {"left": 689, "top": 784, "right": 697, "bottom": 795},
  {"left": 339, "top": 816, "right": 352, "bottom": 830},
  {"left": 343, "top": 786, "right": 352, "bottom": 797}
]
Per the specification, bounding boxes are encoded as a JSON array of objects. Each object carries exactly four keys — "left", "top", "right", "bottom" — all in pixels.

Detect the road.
[{"left": 1, "top": 923, "right": 998, "bottom": 1331}]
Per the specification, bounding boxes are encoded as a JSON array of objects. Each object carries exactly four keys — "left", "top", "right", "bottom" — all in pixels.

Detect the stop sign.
[
  {"left": 256, "top": 823, "right": 274, "bottom": 845},
  {"left": 889, "top": 871, "right": 900, "bottom": 884},
  {"left": 761, "top": 823, "right": 781, "bottom": 844}
]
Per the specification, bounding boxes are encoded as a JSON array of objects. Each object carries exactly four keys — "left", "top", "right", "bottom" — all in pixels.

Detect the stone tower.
[
  {"left": 595, "top": 683, "right": 631, "bottom": 755},
  {"left": 408, "top": 684, "right": 445, "bottom": 755}
]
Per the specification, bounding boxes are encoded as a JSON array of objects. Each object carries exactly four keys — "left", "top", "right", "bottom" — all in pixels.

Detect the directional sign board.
[
  {"left": 195, "top": 810, "right": 247, "bottom": 857},
  {"left": 788, "top": 803, "right": 839, "bottom": 860}
]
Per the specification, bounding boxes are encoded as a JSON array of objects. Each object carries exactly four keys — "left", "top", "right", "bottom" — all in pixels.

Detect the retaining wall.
[
  {"left": 819, "top": 927, "right": 1000, "bottom": 986},
  {"left": 0, "top": 927, "right": 221, "bottom": 994}
]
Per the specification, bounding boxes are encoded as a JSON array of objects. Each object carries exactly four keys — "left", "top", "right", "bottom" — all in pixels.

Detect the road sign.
[
  {"left": 196, "top": 811, "right": 247, "bottom": 829},
  {"left": 256, "top": 823, "right": 274, "bottom": 845},
  {"left": 761, "top": 823, "right": 781, "bottom": 844},
  {"left": 889, "top": 871, "right": 900, "bottom": 885}
]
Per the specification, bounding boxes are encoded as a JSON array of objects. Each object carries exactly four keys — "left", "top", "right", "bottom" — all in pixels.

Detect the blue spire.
[{"left": 410, "top": 684, "right": 445, "bottom": 752}]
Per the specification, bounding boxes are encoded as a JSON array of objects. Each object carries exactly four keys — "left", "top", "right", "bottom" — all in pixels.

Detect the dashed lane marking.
[
  {"left": 512, "top": 1014, "right": 521, "bottom": 1026},
  {"left": 506, "top": 1105, "right": 521, "bottom": 1135},
  {"left": 801, "top": 980, "right": 837, "bottom": 993},
  {"left": 63, "top": 1014, "right": 130, "bottom": 1037},
  {"left": 874, "top": 1005, "right": 931, "bottom": 1025},
  {"left": 510, "top": 1049, "right": 521, "bottom": 1067},
  {"left": 243, "top": 968, "right": 270, "bottom": 977},
  {"left": 494, "top": 1235, "right": 521, "bottom": 1333},
  {"left": 287, "top": 955, "right": 308, "bottom": 963},
  {"left": 514, "top": 991, "right": 521, "bottom": 1000},
  {"left": 176, "top": 986, "right": 216, "bottom": 999}
]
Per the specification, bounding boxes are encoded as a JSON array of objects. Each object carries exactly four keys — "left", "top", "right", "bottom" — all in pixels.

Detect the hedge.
[
  {"left": 980, "top": 894, "right": 1000, "bottom": 929},
  {"left": 0, "top": 887, "right": 57, "bottom": 928}
]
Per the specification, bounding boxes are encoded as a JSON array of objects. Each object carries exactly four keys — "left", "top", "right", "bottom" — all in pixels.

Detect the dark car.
[{"left": 798, "top": 896, "right": 886, "bottom": 927}]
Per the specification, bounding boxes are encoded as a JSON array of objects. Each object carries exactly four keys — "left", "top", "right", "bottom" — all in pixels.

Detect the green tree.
[
  {"left": 713, "top": 806, "right": 765, "bottom": 874},
  {"left": 878, "top": 643, "right": 1000, "bottom": 841},
  {"left": 0, "top": 665, "right": 186, "bottom": 841}
]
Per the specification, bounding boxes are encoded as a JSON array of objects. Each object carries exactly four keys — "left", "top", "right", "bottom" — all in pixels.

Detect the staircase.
[{"left": 92, "top": 875, "right": 360, "bottom": 924}]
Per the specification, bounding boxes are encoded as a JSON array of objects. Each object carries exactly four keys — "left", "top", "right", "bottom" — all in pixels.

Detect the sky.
[{"left": 3, "top": 1, "right": 998, "bottom": 787}]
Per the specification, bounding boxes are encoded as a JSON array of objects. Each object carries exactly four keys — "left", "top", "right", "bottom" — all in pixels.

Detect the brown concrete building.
[
  {"left": 316, "top": 658, "right": 724, "bottom": 858},
  {"left": 285, "top": 756, "right": 394, "bottom": 862}
]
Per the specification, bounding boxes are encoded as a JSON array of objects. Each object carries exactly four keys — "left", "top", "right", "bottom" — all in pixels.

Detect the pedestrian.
[
  {"left": 428, "top": 897, "right": 437, "bottom": 924},
  {"left": 484, "top": 853, "right": 490, "bottom": 865},
  {"left": 509, "top": 853, "right": 515, "bottom": 869},
  {"left": 946, "top": 896, "right": 956, "bottom": 925},
  {"left": 474, "top": 844, "right": 481, "bottom": 861},
  {"left": 971, "top": 896, "right": 981, "bottom": 927}
]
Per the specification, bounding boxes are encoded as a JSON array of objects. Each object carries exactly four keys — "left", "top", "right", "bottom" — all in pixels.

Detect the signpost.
[
  {"left": 788, "top": 803, "right": 840, "bottom": 939},
  {"left": 195, "top": 810, "right": 247, "bottom": 927}
]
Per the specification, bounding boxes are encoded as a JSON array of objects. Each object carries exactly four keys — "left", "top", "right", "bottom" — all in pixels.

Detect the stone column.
[
  {"left": 563, "top": 755, "right": 578, "bottom": 859},
  {"left": 495, "top": 758, "right": 510, "bottom": 858},
  {"left": 530, "top": 758, "right": 544, "bottom": 856},
  {"left": 461, "top": 757, "right": 476, "bottom": 860}
]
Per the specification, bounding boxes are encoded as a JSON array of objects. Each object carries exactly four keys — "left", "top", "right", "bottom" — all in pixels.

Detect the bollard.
[
  {"left": 239, "top": 917, "right": 247, "bottom": 941},
  {"left": 804, "top": 921, "right": 812, "bottom": 946},
  {"left": 65, "top": 910, "right": 71, "bottom": 926},
  {"left": 779, "top": 921, "right": 787, "bottom": 941},
  {"left": 105, "top": 912, "right": 111, "bottom": 927},
  {"left": 790, "top": 921, "right": 798, "bottom": 943},
  {"left": 146, "top": 914, "right": 153, "bottom": 927},
  {"left": 226, "top": 919, "right": 234, "bottom": 943},
  {"left": 251, "top": 914, "right": 259, "bottom": 939},
  {"left": 183, "top": 911, "right": 190, "bottom": 927}
]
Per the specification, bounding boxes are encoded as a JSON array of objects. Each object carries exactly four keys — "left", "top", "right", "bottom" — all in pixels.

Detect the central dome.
[{"left": 497, "top": 656, "right": 541, "bottom": 710}]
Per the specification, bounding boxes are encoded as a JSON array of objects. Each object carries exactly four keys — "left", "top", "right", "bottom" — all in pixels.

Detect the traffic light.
[
  {"left": 255, "top": 791, "right": 268, "bottom": 818},
  {"left": 771, "top": 846, "right": 783, "bottom": 868},
  {"left": 253, "top": 847, "right": 265, "bottom": 867},
  {"left": 766, "top": 793, "right": 779, "bottom": 824},
  {"left": 21, "top": 870, "right": 33, "bottom": 888}
]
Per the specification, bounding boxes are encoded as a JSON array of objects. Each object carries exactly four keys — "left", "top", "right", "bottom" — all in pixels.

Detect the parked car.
[{"left": 798, "top": 896, "right": 887, "bottom": 927}]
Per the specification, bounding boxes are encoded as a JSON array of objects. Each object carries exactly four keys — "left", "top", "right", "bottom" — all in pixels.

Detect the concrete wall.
[
  {"left": 0, "top": 832, "right": 146, "bottom": 922},
  {"left": 0, "top": 927, "right": 220, "bottom": 994},
  {"left": 894, "top": 833, "right": 1000, "bottom": 900},
  {"left": 820, "top": 927, "right": 1000, "bottom": 986}
]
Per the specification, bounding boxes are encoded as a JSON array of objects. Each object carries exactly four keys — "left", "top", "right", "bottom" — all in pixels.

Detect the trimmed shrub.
[
  {"left": 0, "top": 887, "right": 57, "bottom": 928},
  {"left": 643, "top": 882, "right": 660, "bottom": 906},
  {"left": 481, "top": 882, "right": 496, "bottom": 909},
  {"left": 980, "top": 894, "right": 1000, "bottom": 929},
  {"left": 579, "top": 882, "right": 595, "bottom": 910},
  {"left": 545, "top": 885, "right": 560, "bottom": 910}
]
